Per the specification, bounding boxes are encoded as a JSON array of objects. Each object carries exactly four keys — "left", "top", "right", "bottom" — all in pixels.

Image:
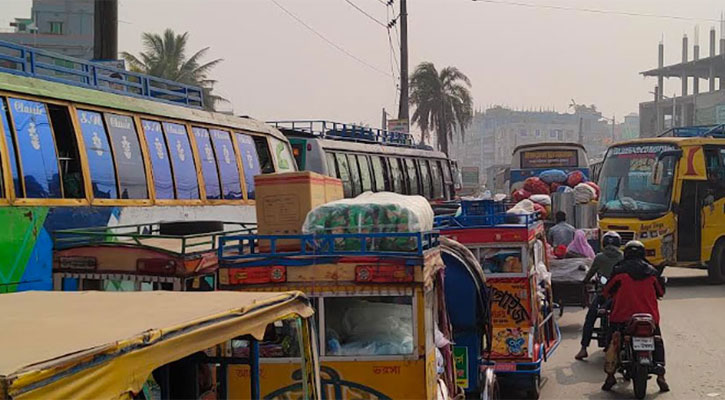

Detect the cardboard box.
[{"left": 255, "top": 171, "right": 343, "bottom": 250}]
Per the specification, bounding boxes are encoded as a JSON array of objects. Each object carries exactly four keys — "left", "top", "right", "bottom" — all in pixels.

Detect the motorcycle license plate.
[{"left": 632, "top": 337, "right": 655, "bottom": 351}]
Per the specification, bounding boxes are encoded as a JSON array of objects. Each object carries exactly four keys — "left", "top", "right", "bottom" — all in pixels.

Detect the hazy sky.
[{"left": 2, "top": 0, "right": 724, "bottom": 129}]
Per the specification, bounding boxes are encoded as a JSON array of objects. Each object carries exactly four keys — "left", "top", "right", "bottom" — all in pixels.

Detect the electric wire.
[
  {"left": 269, "top": 0, "right": 392, "bottom": 77},
  {"left": 472, "top": 0, "right": 723, "bottom": 23},
  {"left": 343, "top": 0, "right": 388, "bottom": 27}
]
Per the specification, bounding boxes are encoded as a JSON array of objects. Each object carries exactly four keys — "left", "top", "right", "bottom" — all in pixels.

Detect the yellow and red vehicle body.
[
  {"left": 436, "top": 213, "right": 560, "bottom": 394},
  {"left": 216, "top": 231, "right": 457, "bottom": 399}
]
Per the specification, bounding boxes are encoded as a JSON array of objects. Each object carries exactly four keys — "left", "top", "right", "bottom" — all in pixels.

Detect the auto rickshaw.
[
  {"left": 216, "top": 230, "right": 460, "bottom": 399},
  {"left": 439, "top": 236, "right": 498, "bottom": 399},
  {"left": 52, "top": 221, "right": 254, "bottom": 292},
  {"left": 436, "top": 200, "right": 560, "bottom": 399},
  {"left": 0, "top": 290, "right": 320, "bottom": 399}
]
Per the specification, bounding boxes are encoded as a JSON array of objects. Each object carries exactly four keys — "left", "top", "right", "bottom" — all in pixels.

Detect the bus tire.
[{"left": 707, "top": 241, "right": 725, "bottom": 284}]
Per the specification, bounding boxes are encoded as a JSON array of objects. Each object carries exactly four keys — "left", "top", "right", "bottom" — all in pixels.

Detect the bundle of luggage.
[{"left": 302, "top": 192, "right": 434, "bottom": 252}]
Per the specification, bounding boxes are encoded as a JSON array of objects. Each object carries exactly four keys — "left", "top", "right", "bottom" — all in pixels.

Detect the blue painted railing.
[
  {"left": 268, "top": 120, "right": 419, "bottom": 147},
  {"left": 0, "top": 40, "right": 203, "bottom": 108},
  {"left": 658, "top": 124, "right": 725, "bottom": 138},
  {"left": 218, "top": 231, "right": 439, "bottom": 262}
]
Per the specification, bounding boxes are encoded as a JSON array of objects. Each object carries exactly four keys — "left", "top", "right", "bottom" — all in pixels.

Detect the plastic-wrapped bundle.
[
  {"left": 512, "top": 188, "right": 531, "bottom": 202},
  {"left": 302, "top": 192, "right": 434, "bottom": 251},
  {"left": 574, "top": 183, "right": 597, "bottom": 204},
  {"left": 538, "top": 169, "right": 568, "bottom": 184},
  {"left": 566, "top": 170, "right": 586, "bottom": 187},
  {"left": 523, "top": 177, "right": 550, "bottom": 195}
]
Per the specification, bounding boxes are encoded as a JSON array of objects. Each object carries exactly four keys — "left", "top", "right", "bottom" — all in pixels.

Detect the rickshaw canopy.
[{"left": 0, "top": 290, "right": 313, "bottom": 400}]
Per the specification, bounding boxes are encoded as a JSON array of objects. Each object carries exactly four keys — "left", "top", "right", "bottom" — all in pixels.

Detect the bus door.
[{"left": 677, "top": 180, "right": 703, "bottom": 262}]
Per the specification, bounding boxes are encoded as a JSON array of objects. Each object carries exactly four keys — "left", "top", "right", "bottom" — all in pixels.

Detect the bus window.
[
  {"left": 0, "top": 98, "right": 21, "bottom": 196},
  {"left": 404, "top": 158, "right": 420, "bottom": 195},
  {"left": 370, "top": 155, "right": 386, "bottom": 192},
  {"left": 8, "top": 98, "right": 62, "bottom": 198},
  {"left": 105, "top": 113, "right": 148, "bottom": 199},
  {"left": 430, "top": 160, "right": 444, "bottom": 199},
  {"left": 346, "top": 153, "right": 362, "bottom": 196},
  {"left": 270, "top": 137, "right": 295, "bottom": 172},
  {"left": 142, "top": 120, "right": 174, "bottom": 200},
  {"left": 191, "top": 127, "right": 222, "bottom": 200},
  {"left": 388, "top": 157, "right": 404, "bottom": 194},
  {"left": 236, "top": 133, "right": 262, "bottom": 200},
  {"left": 441, "top": 161, "right": 454, "bottom": 198},
  {"left": 325, "top": 152, "right": 338, "bottom": 178},
  {"left": 418, "top": 159, "right": 432, "bottom": 198},
  {"left": 77, "top": 109, "right": 117, "bottom": 199},
  {"left": 210, "top": 129, "right": 242, "bottom": 200},
  {"left": 162, "top": 122, "right": 199, "bottom": 200},
  {"left": 47, "top": 104, "right": 84, "bottom": 198},
  {"left": 334, "top": 152, "right": 352, "bottom": 197},
  {"left": 252, "top": 135, "right": 275, "bottom": 174},
  {"left": 357, "top": 154, "right": 372, "bottom": 192}
]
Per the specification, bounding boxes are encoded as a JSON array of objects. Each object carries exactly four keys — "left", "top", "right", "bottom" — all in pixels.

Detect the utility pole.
[
  {"left": 397, "top": 0, "right": 409, "bottom": 129},
  {"left": 93, "top": 0, "right": 118, "bottom": 60}
]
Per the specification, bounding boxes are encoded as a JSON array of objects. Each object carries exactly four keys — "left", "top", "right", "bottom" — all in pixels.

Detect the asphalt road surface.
[{"left": 536, "top": 267, "right": 725, "bottom": 400}]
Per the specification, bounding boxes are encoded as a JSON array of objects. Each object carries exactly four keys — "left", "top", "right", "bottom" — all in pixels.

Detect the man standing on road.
[
  {"left": 547, "top": 211, "right": 576, "bottom": 247},
  {"left": 575, "top": 231, "right": 623, "bottom": 360}
]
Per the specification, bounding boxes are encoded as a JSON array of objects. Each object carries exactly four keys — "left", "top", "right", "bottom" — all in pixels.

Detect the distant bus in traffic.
[
  {"left": 271, "top": 120, "right": 456, "bottom": 201},
  {"left": 510, "top": 142, "right": 590, "bottom": 188}
]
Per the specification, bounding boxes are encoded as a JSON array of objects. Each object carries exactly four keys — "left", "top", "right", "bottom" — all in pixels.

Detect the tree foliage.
[
  {"left": 409, "top": 62, "right": 473, "bottom": 155},
  {"left": 122, "top": 29, "right": 227, "bottom": 111}
]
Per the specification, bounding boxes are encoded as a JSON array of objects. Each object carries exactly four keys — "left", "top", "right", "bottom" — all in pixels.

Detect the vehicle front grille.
[{"left": 617, "top": 231, "right": 635, "bottom": 242}]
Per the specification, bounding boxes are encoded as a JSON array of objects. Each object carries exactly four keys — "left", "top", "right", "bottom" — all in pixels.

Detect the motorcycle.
[
  {"left": 589, "top": 275, "right": 610, "bottom": 348},
  {"left": 616, "top": 313, "right": 665, "bottom": 399}
]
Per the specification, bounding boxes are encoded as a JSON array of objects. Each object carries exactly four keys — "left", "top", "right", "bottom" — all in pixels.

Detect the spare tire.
[{"left": 159, "top": 220, "right": 224, "bottom": 236}]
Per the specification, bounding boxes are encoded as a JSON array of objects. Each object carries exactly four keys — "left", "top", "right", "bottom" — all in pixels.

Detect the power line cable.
[
  {"left": 343, "top": 0, "right": 388, "bottom": 28},
  {"left": 269, "top": 0, "right": 392, "bottom": 77},
  {"left": 472, "top": 0, "right": 722, "bottom": 23}
]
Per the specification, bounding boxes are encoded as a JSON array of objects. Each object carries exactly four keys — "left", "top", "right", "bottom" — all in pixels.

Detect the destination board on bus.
[{"left": 520, "top": 149, "right": 578, "bottom": 169}]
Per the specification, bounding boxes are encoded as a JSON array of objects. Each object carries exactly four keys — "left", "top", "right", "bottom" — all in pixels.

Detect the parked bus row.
[
  {"left": 0, "top": 40, "right": 295, "bottom": 292},
  {"left": 273, "top": 120, "right": 456, "bottom": 201}
]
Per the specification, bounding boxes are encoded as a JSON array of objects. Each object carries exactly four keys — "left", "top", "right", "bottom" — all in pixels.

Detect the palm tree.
[
  {"left": 409, "top": 62, "right": 473, "bottom": 155},
  {"left": 121, "top": 29, "right": 227, "bottom": 111}
]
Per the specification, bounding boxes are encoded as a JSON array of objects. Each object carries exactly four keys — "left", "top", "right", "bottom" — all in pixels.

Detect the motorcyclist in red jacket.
[{"left": 601, "top": 240, "right": 668, "bottom": 392}]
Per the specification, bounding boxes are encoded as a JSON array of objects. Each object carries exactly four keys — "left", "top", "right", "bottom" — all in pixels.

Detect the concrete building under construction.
[{"left": 640, "top": 20, "right": 725, "bottom": 137}]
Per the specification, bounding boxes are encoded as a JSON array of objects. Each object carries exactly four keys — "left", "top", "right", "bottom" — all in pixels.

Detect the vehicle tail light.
[
  {"left": 355, "top": 265, "right": 414, "bottom": 283},
  {"left": 228, "top": 266, "right": 286, "bottom": 285},
  {"left": 634, "top": 322, "right": 655, "bottom": 336}
]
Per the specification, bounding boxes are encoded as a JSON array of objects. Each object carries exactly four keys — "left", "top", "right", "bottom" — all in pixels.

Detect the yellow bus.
[{"left": 597, "top": 126, "right": 725, "bottom": 282}]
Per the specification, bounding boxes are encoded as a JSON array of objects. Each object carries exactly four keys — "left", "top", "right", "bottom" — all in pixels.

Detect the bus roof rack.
[
  {"left": 0, "top": 39, "right": 204, "bottom": 109},
  {"left": 658, "top": 124, "right": 725, "bottom": 138},
  {"left": 268, "top": 120, "right": 419, "bottom": 147}
]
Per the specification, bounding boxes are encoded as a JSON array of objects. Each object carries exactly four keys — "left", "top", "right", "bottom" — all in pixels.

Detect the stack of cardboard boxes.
[{"left": 254, "top": 171, "right": 343, "bottom": 250}]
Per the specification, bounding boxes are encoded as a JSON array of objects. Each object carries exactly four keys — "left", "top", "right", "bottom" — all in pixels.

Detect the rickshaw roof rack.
[
  {"left": 218, "top": 231, "right": 440, "bottom": 265},
  {"left": 434, "top": 212, "right": 542, "bottom": 230},
  {"left": 0, "top": 40, "right": 204, "bottom": 109},
  {"left": 268, "top": 120, "right": 419, "bottom": 148},
  {"left": 657, "top": 124, "right": 725, "bottom": 138},
  {"left": 53, "top": 221, "right": 257, "bottom": 256}
]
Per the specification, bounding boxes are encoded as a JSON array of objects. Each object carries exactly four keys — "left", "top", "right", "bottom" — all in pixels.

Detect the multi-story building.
[
  {"left": 639, "top": 23, "right": 725, "bottom": 137},
  {"left": 449, "top": 105, "right": 612, "bottom": 188},
  {"left": 0, "top": 0, "right": 94, "bottom": 59}
]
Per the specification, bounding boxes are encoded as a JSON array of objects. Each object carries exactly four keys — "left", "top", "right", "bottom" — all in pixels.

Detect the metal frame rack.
[
  {"left": 658, "top": 124, "right": 725, "bottom": 137},
  {"left": 268, "top": 120, "right": 418, "bottom": 147},
  {"left": 0, "top": 40, "right": 204, "bottom": 108}
]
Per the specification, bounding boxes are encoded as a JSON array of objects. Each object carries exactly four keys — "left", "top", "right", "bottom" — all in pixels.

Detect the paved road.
[{"left": 536, "top": 267, "right": 725, "bottom": 399}]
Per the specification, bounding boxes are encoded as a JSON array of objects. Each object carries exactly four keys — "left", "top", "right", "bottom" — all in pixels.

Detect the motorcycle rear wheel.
[{"left": 632, "top": 364, "right": 648, "bottom": 399}]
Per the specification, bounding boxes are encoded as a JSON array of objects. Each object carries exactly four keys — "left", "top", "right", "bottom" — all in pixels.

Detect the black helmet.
[
  {"left": 602, "top": 231, "right": 622, "bottom": 248},
  {"left": 623, "top": 240, "right": 646, "bottom": 260}
]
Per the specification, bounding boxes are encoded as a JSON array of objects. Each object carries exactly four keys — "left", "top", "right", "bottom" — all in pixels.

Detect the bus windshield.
[{"left": 599, "top": 144, "right": 677, "bottom": 214}]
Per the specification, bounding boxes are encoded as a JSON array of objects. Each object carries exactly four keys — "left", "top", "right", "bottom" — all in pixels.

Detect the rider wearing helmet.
[
  {"left": 575, "top": 231, "right": 623, "bottom": 361},
  {"left": 601, "top": 240, "right": 668, "bottom": 392}
]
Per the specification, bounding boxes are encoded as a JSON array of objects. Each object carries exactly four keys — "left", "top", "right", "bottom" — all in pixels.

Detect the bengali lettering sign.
[{"left": 521, "top": 150, "right": 578, "bottom": 169}]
